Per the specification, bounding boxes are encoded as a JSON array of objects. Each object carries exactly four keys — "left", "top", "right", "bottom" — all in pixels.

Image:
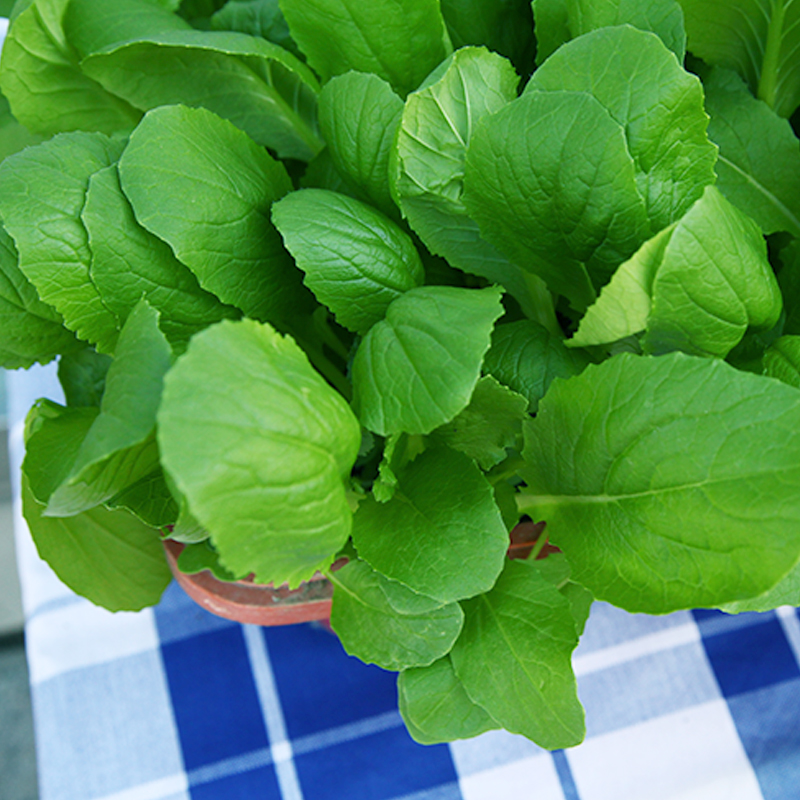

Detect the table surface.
[{"left": 9, "top": 365, "right": 800, "bottom": 800}]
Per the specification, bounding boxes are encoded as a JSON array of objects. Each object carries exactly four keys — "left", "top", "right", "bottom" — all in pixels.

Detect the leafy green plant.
[{"left": 3, "top": 0, "right": 800, "bottom": 749}]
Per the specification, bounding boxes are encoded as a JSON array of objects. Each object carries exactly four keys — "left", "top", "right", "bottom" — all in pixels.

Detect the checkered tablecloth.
[{"left": 9, "top": 364, "right": 800, "bottom": 800}]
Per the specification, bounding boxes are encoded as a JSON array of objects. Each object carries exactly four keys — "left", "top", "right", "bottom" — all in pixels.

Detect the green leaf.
[
  {"left": 210, "top": 0, "right": 301, "bottom": 58},
  {"left": 64, "top": 0, "right": 191, "bottom": 56},
  {"left": 80, "top": 27, "right": 323, "bottom": 160},
  {"left": 22, "top": 474, "right": 171, "bottom": 612},
  {"left": 279, "top": 0, "right": 452, "bottom": 97},
  {"left": 450, "top": 559, "right": 584, "bottom": 749},
  {"left": 83, "top": 164, "right": 238, "bottom": 348},
  {"left": 106, "top": 469, "right": 179, "bottom": 528},
  {"left": 572, "top": 187, "right": 782, "bottom": 358},
  {"left": 45, "top": 301, "right": 172, "bottom": 516},
  {"left": 0, "top": 131, "right": 124, "bottom": 352},
  {"left": 719, "top": 559, "right": 800, "bottom": 613},
  {"left": 177, "top": 539, "right": 241, "bottom": 580},
  {"left": 157, "top": 319, "right": 362, "bottom": 587},
  {"left": 398, "top": 655, "right": 499, "bottom": 745},
  {"left": 57, "top": 344, "right": 113, "bottom": 407},
  {"left": 118, "top": 104, "right": 310, "bottom": 323},
  {"left": 518, "top": 352, "right": 800, "bottom": 613},
  {"left": 351, "top": 285, "right": 504, "bottom": 435},
  {"left": 764, "top": 335, "right": 800, "bottom": 388},
  {"left": 0, "top": 93, "right": 43, "bottom": 163},
  {"left": 526, "top": 25, "right": 716, "bottom": 234},
  {"left": 272, "top": 189, "right": 424, "bottom": 335},
  {"left": 0, "top": 0, "right": 141, "bottom": 136},
  {"left": 0, "top": 224, "right": 81, "bottom": 369},
  {"left": 532, "top": 0, "right": 686, "bottom": 64},
  {"left": 483, "top": 320, "right": 590, "bottom": 412},
  {"left": 679, "top": 0, "right": 800, "bottom": 117},
  {"left": 703, "top": 68, "right": 800, "bottom": 238},
  {"left": 318, "top": 72, "right": 403, "bottom": 219},
  {"left": 463, "top": 90, "right": 647, "bottom": 310},
  {"left": 392, "top": 47, "right": 550, "bottom": 322},
  {"left": 372, "top": 433, "right": 425, "bottom": 503},
  {"left": 430, "top": 376, "right": 527, "bottom": 470},
  {"left": 352, "top": 446, "right": 508, "bottom": 603},
  {"left": 329, "top": 558, "right": 464, "bottom": 671},
  {"left": 439, "top": 0, "right": 535, "bottom": 75}
]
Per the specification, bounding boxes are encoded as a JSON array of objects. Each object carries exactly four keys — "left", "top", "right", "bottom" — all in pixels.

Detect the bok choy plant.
[{"left": 3, "top": 0, "right": 800, "bottom": 749}]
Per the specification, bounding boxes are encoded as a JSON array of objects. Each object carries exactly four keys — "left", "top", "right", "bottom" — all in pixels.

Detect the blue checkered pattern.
[{"left": 10, "top": 366, "right": 800, "bottom": 800}]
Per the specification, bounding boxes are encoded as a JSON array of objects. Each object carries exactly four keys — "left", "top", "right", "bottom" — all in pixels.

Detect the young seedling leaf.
[
  {"left": 352, "top": 446, "right": 508, "bottom": 603},
  {"left": 83, "top": 164, "right": 238, "bottom": 348},
  {"left": 279, "top": 0, "right": 452, "bottom": 97},
  {"left": 329, "top": 558, "right": 464, "bottom": 671},
  {"left": 119, "top": 105, "right": 311, "bottom": 323},
  {"left": 351, "top": 285, "right": 504, "bottom": 435},
  {"left": 318, "top": 72, "right": 403, "bottom": 219},
  {"left": 526, "top": 25, "right": 716, "bottom": 233},
  {"left": 484, "top": 320, "right": 590, "bottom": 411},
  {"left": 703, "top": 67, "right": 800, "bottom": 238},
  {"left": 398, "top": 655, "right": 500, "bottom": 745},
  {"left": 0, "top": 131, "right": 125, "bottom": 352},
  {"left": 532, "top": 0, "right": 686, "bottom": 64},
  {"left": 0, "top": 0, "right": 141, "bottom": 136},
  {"left": 519, "top": 352, "right": 800, "bottom": 613},
  {"left": 22, "top": 475, "right": 171, "bottom": 612},
  {"left": 157, "top": 319, "right": 361, "bottom": 587},
  {"left": 450, "top": 559, "right": 585, "bottom": 749},
  {"left": 463, "top": 90, "right": 648, "bottom": 309},
  {"left": 272, "top": 189, "right": 424, "bottom": 334}
]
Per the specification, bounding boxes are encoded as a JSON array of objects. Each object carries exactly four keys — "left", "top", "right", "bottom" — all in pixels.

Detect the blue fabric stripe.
[{"left": 552, "top": 750, "right": 580, "bottom": 800}]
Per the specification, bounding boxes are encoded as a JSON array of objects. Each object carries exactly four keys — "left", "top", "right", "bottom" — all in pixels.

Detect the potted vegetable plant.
[{"left": 3, "top": 0, "right": 800, "bottom": 750}]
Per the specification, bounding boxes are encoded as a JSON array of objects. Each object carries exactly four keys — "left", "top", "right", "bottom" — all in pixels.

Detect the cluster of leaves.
[{"left": 4, "top": 0, "right": 800, "bottom": 749}]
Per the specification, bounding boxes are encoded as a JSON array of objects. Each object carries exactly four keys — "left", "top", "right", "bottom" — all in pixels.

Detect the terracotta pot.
[
  {"left": 163, "top": 539, "right": 334, "bottom": 626},
  {"left": 164, "top": 520, "right": 558, "bottom": 627}
]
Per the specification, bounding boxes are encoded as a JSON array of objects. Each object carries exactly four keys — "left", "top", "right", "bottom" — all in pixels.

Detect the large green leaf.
[
  {"left": 118, "top": 105, "right": 310, "bottom": 323},
  {"left": 532, "top": 0, "right": 686, "bottom": 64},
  {"left": 271, "top": 189, "right": 424, "bottom": 335},
  {"left": 351, "top": 285, "right": 504, "bottom": 435},
  {"left": 0, "top": 0, "right": 141, "bottom": 136},
  {"left": 483, "top": 320, "right": 590, "bottom": 411},
  {"left": 679, "top": 0, "right": 800, "bottom": 117},
  {"left": 450, "top": 559, "right": 584, "bottom": 749},
  {"left": 329, "top": 558, "right": 464, "bottom": 671},
  {"left": 526, "top": 25, "right": 716, "bottom": 233},
  {"left": 0, "top": 93, "right": 43, "bottom": 162},
  {"left": 352, "top": 446, "right": 508, "bottom": 603},
  {"left": 439, "top": 0, "right": 535, "bottom": 75},
  {"left": 22, "top": 475, "right": 170, "bottom": 612},
  {"left": 518, "top": 352, "right": 800, "bottom": 613},
  {"left": 45, "top": 301, "right": 172, "bottom": 516},
  {"left": 464, "top": 89, "right": 648, "bottom": 309},
  {"left": 0, "top": 131, "right": 124, "bottom": 352},
  {"left": 279, "top": 0, "right": 452, "bottom": 96},
  {"left": 83, "top": 164, "right": 238, "bottom": 348},
  {"left": 719, "top": 559, "right": 800, "bottom": 613},
  {"left": 157, "top": 319, "right": 361, "bottom": 586},
  {"left": 0, "top": 224, "right": 81, "bottom": 368},
  {"left": 317, "top": 72, "right": 403, "bottom": 219},
  {"left": 703, "top": 68, "right": 800, "bottom": 238},
  {"left": 398, "top": 655, "right": 499, "bottom": 745},
  {"left": 80, "top": 27, "right": 322, "bottom": 160},
  {"left": 571, "top": 186, "right": 783, "bottom": 358},
  {"left": 392, "top": 47, "right": 551, "bottom": 323}
]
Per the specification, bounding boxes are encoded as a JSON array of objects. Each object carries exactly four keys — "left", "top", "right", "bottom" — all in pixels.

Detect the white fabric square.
[
  {"left": 26, "top": 599, "right": 159, "bottom": 684},
  {"left": 568, "top": 699, "right": 764, "bottom": 800},
  {"left": 458, "top": 753, "right": 565, "bottom": 800}
]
